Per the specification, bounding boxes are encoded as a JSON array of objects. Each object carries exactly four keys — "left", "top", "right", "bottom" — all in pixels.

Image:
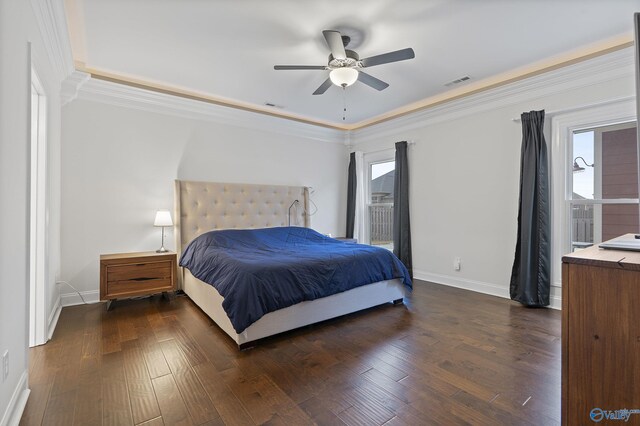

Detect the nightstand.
[{"left": 100, "top": 251, "right": 177, "bottom": 310}]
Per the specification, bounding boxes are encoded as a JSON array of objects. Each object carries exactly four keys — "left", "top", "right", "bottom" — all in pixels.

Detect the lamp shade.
[
  {"left": 154, "top": 210, "right": 173, "bottom": 227},
  {"left": 330, "top": 68, "right": 358, "bottom": 87}
]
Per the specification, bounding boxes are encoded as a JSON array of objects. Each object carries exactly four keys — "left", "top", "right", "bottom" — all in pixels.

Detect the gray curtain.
[
  {"left": 510, "top": 110, "right": 550, "bottom": 306},
  {"left": 346, "top": 152, "right": 356, "bottom": 238},
  {"left": 393, "top": 141, "right": 412, "bottom": 278}
]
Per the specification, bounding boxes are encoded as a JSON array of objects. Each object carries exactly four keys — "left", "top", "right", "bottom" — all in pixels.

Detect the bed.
[{"left": 175, "top": 180, "right": 410, "bottom": 349}]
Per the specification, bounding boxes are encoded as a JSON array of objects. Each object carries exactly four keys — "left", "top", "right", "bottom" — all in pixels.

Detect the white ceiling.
[{"left": 64, "top": 0, "right": 638, "bottom": 128}]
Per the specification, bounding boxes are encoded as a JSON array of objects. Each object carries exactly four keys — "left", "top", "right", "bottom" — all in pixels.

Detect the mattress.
[{"left": 180, "top": 226, "right": 412, "bottom": 333}]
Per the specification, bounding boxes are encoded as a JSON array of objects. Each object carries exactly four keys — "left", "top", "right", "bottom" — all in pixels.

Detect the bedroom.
[{"left": 1, "top": 0, "right": 639, "bottom": 425}]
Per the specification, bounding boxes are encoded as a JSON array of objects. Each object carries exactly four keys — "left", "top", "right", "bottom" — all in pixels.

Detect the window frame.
[
  {"left": 551, "top": 98, "right": 637, "bottom": 287},
  {"left": 363, "top": 149, "right": 395, "bottom": 246}
]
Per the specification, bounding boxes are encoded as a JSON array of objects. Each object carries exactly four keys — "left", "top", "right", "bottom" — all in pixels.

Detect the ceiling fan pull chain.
[{"left": 342, "top": 86, "right": 347, "bottom": 121}]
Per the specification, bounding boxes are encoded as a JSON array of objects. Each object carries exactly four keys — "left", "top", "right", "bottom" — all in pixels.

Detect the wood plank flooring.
[{"left": 21, "top": 280, "right": 561, "bottom": 425}]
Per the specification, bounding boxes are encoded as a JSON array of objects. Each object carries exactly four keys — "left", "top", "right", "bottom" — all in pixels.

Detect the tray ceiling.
[{"left": 64, "top": 0, "right": 638, "bottom": 129}]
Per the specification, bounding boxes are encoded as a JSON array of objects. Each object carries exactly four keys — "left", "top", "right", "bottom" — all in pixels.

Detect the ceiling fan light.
[{"left": 329, "top": 68, "right": 358, "bottom": 87}]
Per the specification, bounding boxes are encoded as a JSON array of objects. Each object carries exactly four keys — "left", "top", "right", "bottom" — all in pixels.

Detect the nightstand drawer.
[
  {"left": 106, "top": 261, "right": 172, "bottom": 283},
  {"left": 107, "top": 277, "right": 173, "bottom": 297}
]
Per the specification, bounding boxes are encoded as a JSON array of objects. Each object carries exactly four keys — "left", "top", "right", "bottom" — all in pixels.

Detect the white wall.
[
  {"left": 60, "top": 100, "right": 347, "bottom": 300},
  {"left": 0, "top": 0, "right": 66, "bottom": 423},
  {"left": 351, "top": 48, "right": 636, "bottom": 308},
  {"left": 60, "top": 48, "right": 636, "bottom": 312}
]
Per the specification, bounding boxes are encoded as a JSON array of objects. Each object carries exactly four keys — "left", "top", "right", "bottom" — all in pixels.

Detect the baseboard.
[
  {"left": 414, "top": 270, "right": 561, "bottom": 310},
  {"left": 60, "top": 290, "right": 100, "bottom": 307},
  {"left": 414, "top": 270, "right": 509, "bottom": 299},
  {"left": 47, "top": 294, "right": 62, "bottom": 341},
  {"left": 57, "top": 276, "right": 563, "bottom": 311},
  {"left": 0, "top": 370, "right": 30, "bottom": 426},
  {"left": 548, "top": 286, "right": 562, "bottom": 310}
]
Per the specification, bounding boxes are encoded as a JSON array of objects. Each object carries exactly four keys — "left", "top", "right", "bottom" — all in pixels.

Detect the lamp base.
[{"left": 156, "top": 226, "right": 169, "bottom": 253}]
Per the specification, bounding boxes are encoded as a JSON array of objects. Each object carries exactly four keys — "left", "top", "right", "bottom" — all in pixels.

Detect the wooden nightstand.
[{"left": 100, "top": 251, "right": 177, "bottom": 309}]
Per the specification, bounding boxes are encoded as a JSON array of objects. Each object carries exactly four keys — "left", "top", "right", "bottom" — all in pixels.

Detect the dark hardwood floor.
[{"left": 20, "top": 280, "right": 561, "bottom": 425}]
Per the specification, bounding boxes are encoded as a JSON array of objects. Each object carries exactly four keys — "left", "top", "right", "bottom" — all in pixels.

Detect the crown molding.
[
  {"left": 76, "top": 77, "right": 347, "bottom": 144},
  {"left": 60, "top": 70, "right": 90, "bottom": 105},
  {"left": 68, "top": 45, "right": 633, "bottom": 146},
  {"left": 30, "top": 0, "right": 74, "bottom": 82},
  {"left": 72, "top": 35, "right": 631, "bottom": 132},
  {"left": 352, "top": 47, "right": 636, "bottom": 144},
  {"left": 78, "top": 65, "right": 349, "bottom": 131}
]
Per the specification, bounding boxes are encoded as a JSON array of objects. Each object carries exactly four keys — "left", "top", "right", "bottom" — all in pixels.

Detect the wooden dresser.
[
  {"left": 100, "top": 251, "right": 177, "bottom": 309},
  {"left": 562, "top": 234, "right": 640, "bottom": 425}
]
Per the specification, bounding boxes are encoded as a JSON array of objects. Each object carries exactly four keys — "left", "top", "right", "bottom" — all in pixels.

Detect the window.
[
  {"left": 368, "top": 159, "right": 395, "bottom": 250},
  {"left": 551, "top": 98, "right": 638, "bottom": 287},
  {"left": 569, "top": 122, "right": 638, "bottom": 251}
]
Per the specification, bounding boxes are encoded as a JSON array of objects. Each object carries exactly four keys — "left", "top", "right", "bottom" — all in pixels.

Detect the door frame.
[{"left": 29, "top": 66, "right": 49, "bottom": 347}]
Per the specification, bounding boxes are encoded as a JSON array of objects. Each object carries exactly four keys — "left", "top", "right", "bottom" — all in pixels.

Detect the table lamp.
[{"left": 154, "top": 210, "right": 173, "bottom": 253}]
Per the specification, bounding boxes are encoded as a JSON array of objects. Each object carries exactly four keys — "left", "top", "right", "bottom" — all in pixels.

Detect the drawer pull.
[{"left": 132, "top": 277, "right": 155, "bottom": 281}]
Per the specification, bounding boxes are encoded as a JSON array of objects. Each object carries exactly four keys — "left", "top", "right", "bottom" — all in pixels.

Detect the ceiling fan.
[{"left": 274, "top": 30, "right": 415, "bottom": 95}]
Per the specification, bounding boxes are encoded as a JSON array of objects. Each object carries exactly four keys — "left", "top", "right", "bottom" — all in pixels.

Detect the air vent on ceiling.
[{"left": 444, "top": 76, "right": 471, "bottom": 87}]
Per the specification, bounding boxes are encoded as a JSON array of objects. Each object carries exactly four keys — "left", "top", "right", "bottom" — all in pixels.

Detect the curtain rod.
[
  {"left": 511, "top": 96, "right": 634, "bottom": 122},
  {"left": 356, "top": 141, "right": 416, "bottom": 155}
]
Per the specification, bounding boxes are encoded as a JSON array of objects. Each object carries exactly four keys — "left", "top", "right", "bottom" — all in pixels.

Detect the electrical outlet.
[
  {"left": 2, "top": 350, "right": 8, "bottom": 382},
  {"left": 454, "top": 257, "right": 461, "bottom": 271}
]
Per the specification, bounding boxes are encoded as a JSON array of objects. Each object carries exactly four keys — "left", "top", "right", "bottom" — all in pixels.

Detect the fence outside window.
[
  {"left": 369, "top": 203, "right": 393, "bottom": 245},
  {"left": 571, "top": 204, "right": 593, "bottom": 250}
]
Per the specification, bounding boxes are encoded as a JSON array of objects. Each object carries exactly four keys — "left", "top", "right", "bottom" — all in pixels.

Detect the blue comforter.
[{"left": 180, "top": 227, "right": 412, "bottom": 333}]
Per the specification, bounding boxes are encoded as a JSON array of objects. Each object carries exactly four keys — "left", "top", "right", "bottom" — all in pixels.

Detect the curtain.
[
  {"left": 510, "top": 110, "right": 551, "bottom": 307},
  {"left": 345, "top": 152, "right": 356, "bottom": 238},
  {"left": 393, "top": 141, "right": 413, "bottom": 278},
  {"left": 353, "top": 152, "right": 366, "bottom": 243}
]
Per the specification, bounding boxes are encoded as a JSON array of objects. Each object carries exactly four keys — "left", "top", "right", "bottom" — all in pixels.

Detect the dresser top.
[
  {"left": 100, "top": 251, "right": 176, "bottom": 261},
  {"left": 563, "top": 234, "right": 640, "bottom": 269}
]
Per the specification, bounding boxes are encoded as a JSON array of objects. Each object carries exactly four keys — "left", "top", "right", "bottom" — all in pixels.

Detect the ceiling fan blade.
[
  {"left": 312, "top": 78, "right": 333, "bottom": 95},
  {"left": 361, "top": 48, "right": 415, "bottom": 68},
  {"left": 358, "top": 71, "right": 389, "bottom": 91},
  {"left": 274, "top": 65, "right": 327, "bottom": 70},
  {"left": 322, "top": 30, "right": 346, "bottom": 60}
]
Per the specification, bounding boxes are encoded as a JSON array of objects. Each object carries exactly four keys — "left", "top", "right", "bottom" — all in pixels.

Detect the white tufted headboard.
[{"left": 174, "top": 180, "right": 310, "bottom": 285}]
